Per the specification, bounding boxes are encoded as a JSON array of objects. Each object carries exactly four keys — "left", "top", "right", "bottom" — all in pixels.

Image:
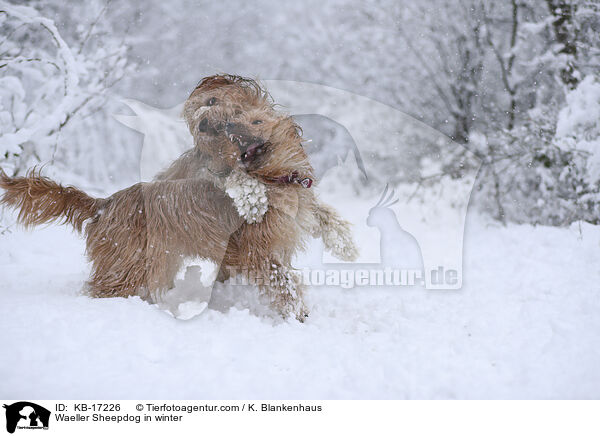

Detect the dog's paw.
[
  {"left": 325, "top": 234, "right": 359, "bottom": 262},
  {"left": 323, "top": 224, "right": 360, "bottom": 262},
  {"left": 225, "top": 170, "right": 268, "bottom": 224},
  {"left": 294, "top": 304, "right": 310, "bottom": 323},
  {"left": 264, "top": 264, "right": 309, "bottom": 322},
  {"left": 274, "top": 293, "right": 309, "bottom": 323}
]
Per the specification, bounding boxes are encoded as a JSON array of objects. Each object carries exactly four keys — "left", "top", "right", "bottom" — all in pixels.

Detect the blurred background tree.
[{"left": 1, "top": 0, "right": 598, "bottom": 226}]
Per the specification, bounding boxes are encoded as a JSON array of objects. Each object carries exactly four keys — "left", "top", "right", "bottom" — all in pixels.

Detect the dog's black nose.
[
  {"left": 225, "top": 122, "right": 236, "bottom": 133},
  {"left": 197, "top": 118, "right": 208, "bottom": 133}
]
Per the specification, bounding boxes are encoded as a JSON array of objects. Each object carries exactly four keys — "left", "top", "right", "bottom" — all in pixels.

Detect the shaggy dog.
[
  {"left": 0, "top": 74, "right": 357, "bottom": 320},
  {"left": 157, "top": 75, "right": 358, "bottom": 269}
]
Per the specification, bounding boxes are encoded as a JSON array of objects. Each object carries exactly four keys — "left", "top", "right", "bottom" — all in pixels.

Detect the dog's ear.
[{"left": 279, "top": 117, "right": 303, "bottom": 141}]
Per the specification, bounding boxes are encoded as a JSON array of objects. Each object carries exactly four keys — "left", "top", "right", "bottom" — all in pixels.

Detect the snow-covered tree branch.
[{"left": 0, "top": 0, "right": 129, "bottom": 176}]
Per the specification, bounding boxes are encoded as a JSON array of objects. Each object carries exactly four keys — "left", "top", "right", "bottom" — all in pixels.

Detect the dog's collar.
[{"left": 269, "top": 171, "right": 313, "bottom": 188}]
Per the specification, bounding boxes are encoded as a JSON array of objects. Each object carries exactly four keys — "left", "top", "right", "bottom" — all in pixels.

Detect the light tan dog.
[
  {"left": 0, "top": 75, "right": 357, "bottom": 320},
  {"left": 157, "top": 75, "right": 358, "bottom": 267}
]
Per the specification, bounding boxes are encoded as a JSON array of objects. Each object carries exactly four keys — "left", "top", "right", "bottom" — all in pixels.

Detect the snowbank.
[{"left": 1, "top": 198, "right": 599, "bottom": 399}]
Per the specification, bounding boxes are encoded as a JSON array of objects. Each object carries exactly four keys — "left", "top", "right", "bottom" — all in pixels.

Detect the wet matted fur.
[{"left": 0, "top": 74, "right": 358, "bottom": 320}]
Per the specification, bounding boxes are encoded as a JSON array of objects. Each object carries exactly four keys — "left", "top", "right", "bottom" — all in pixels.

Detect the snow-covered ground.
[{"left": 1, "top": 185, "right": 599, "bottom": 400}]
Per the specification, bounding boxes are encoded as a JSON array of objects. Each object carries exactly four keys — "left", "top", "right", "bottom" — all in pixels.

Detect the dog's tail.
[{"left": 0, "top": 168, "right": 102, "bottom": 232}]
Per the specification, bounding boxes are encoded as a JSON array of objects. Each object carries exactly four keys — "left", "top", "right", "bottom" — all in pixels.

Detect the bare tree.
[
  {"left": 546, "top": 0, "right": 580, "bottom": 89},
  {"left": 397, "top": 0, "right": 486, "bottom": 144},
  {"left": 482, "top": 0, "right": 520, "bottom": 131}
]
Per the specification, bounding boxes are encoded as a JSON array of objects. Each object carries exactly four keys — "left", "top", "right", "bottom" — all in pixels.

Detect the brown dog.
[
  {"left": 0, "top": 75, "right": 357, "bottom": 320},
  {"left": 158, "top": 75, "right": 358, "bottom": 265}
]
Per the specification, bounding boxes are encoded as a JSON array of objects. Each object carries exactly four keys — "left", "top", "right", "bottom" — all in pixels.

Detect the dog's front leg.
[{"left": 313, "top": 202, "right": 359, "bottom": 262}]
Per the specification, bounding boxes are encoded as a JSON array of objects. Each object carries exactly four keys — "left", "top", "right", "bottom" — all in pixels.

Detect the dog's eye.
[
  {"left": 206, "top": 97, "right": 217, "bottom": 106},
  {"left": 252, "top": 120, "right": 263, "bottom": 125}
]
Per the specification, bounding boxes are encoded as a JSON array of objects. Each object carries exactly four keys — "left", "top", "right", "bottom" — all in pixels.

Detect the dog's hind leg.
[{"left": 259, "top": 260, "right": 308, "bottom": 322}]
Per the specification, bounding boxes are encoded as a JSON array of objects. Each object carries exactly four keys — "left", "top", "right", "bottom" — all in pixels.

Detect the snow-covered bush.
[
  {"left": 0, "top": 0, "right": 140, "bottom": 234},
  {"left": 0, "top": 0, "right": 131, "bottom": 178},
  {"left": 553, "top": 76, "right": 600, "bottom": 223},
  {"left": 471, "top": 76, "right": 600, "bottom": 225},
  {"left": 410, "top": 0, "right": 600, "bottom": 225}
]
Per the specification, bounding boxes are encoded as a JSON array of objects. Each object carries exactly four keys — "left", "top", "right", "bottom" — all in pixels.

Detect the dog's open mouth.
[
  {"left": 224, "top": 123, "right": 313, "bottom": 188},
  {"left": 228, "top": 133, "right": 266, "bottom": 164}
]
